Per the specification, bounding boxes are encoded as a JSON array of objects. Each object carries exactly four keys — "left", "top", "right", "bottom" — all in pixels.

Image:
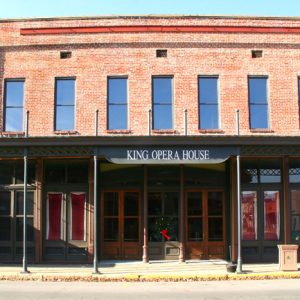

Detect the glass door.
[
  {"left": 186, "top": 190, "right": 225, "bottom": 259},
  {"left": 101, "top": 191, "right": 141, "bottom": 259}
]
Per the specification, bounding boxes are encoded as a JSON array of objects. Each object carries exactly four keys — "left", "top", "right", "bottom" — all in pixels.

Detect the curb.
[{"left": 0, "top": 272, "right": 300, "bottom": 282}]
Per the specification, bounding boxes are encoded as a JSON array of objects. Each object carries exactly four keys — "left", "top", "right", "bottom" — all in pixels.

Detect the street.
[{"left": 0, "top": 279, "right": 300, "bottom": 300}]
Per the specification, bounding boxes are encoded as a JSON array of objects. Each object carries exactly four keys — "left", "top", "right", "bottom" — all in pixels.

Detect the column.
[
  {"left": 142, "top": 165, "right": 149, "bottom": 263},
  {"left": 179, "top": 165, "right": 185, "bottom": 263}
]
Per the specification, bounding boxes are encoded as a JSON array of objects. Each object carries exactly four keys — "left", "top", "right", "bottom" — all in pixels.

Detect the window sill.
[
  {"left": 250, "top": 129, "right": 274, "bottom": 133},
  {"left": 1, "top": 131, "right": 25, "bottom": 137},
  {"left": 198, "top": 129, "right": 224, "bottom": 134},
  {"left": 151, "top": 129, "right": 177, "bottom": 134},
  {"left": 106, "top": 130, "right": 132, "bottom": 134},
  {"left": 53, "top": 130, "right": 79, "bottom": 135}
]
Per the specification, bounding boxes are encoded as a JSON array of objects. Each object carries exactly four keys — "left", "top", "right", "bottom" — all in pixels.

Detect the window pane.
[
  {"left": 164, "top": 192, "right": 178, "bottom": 216},
  {"left": 56, "top": 106, "right": 74, "bottom": 130},
  {"left": 153, "top": 105, "right": 172, "bottom": 129},
  {"left": 124, "top": 192, "right": 138, "bottom": 216},
  {"left": 104, "top": 218, "right": 119, "bottom": 241},
  {"left": 260, "top": 160, "right": 281, "bottom": 183},
  {"left": 241, "top": 160, "right": 258, "bottom": 184},
  {"left": 124, "top": 218, "right": 139, "bottom": 241},
  {"left": 289, "top": 159, "right": 300, "bottom": 183},
  {"left": 242, "top": 191, "right": 257, "bottom": 240},
  {"left": 199, "top": 77, "right": 218, "bottom": 104},
  {"left": 0, "top": 217, "right": 11, "bottom": 241},
  {"left": 15, "top": 161, "right": 36, "bottom": 185},
  {"left": 104, "top": 192, "right": 118, "bottom": 216},
  {"left": 56, "top": 79, "right": 75, "bottom": 105},
  {"left": 108, "top": 105, "right": 127, "bottom": 130},
  {"left": 188, "top": 218, "right": 203, "bottom": 241},
  {"left": 108, "top": 78, "right": 127, "bottom": 104},
  {"left": 208, "top": 217, "right": 223, "bottom": 241},
  {"left": 16, "top": 192, "right": 34, "bottom": 215},
  {"left": 250, "top": 105, "right": 268, "bottom": 129},
  {"left": 199, "top": 105, "right": 218, "bottom": 129},
  {"left": 5, "top": 107, "right": 23, "bottom": 131},
  {"left": 207, "top": 192, "right": 223, "bottom": 216},
  {"left": 187, "top": 192, "right": 202, "bottom": 216},
  {"left": 45, "top": 163, "right": 66, "bottom": 184},
  {"left": 264, "top": 191, "right": 280, "bottom": 240},
  {"left": 153, "top": 77, "right": 172, "bottom": 104},
  {"left": 68, "top": 162, "right": 88, "bottom": 184},
  {"left": 0, "top": 192, "right": 11, "bottom": 216},
  {"left": 148, "top": 193, "right": 162, "bottom": 216},
  {"left": 249, "top": 78, "right": 267, "bottom": 104},
  {"left": 5, "top": 81, "right": 24, "bottom": 107},
  {"left": 291, "top": 190, "right": 300, "bottom": 241},
  {"left": 16, "top": 217, "right": 34, "bottom": 242},
  {"left": 148, "top": 217, "right": 162, "bottom": 241},
  {"left": 70, "top": 193, "right": 85, "bottom": 241},
  {"left": 0, "top": 162, "right": 13, "bottom": 184}
]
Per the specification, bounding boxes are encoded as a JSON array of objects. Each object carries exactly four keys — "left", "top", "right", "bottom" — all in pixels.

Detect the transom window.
[
  {"left": 4, "top": 80, "right": 24, "bottom": 132},
  {"left": 248, "top": 77, "right": 269, "bottom": 129},
  {"left": 198, "top": 76, "right": 219, "bottom": 129},
  {"left": 55, "top": 78, "right": 75, "bottom": 131},
  {"left": 152, "top": 76, "right": 173, "bottom": 130},
  {"left": 108, "top": 77, "right": 128, "bottom": 130}
]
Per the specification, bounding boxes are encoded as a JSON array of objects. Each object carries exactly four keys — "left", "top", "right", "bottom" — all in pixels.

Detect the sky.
[{"left": 1, "top": 0, "right": 300, "bottom": 19}]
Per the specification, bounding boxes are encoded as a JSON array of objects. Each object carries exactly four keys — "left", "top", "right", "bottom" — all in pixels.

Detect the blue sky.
[{"left": 1, "top": 0, "right": 300, "bottom": 19}]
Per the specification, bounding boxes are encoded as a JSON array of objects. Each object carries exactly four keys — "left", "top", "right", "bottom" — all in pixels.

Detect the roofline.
[{"left": 2, "top": 14, "right": 300, "bottom": 23}]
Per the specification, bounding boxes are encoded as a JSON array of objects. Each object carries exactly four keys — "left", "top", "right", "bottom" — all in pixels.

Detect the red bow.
[{"left": 160, "top": 229, "right": 171, "bottom": 240}]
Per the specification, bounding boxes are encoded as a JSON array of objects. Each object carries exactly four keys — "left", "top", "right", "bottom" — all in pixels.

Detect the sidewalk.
[{"left": 0, "top": 260, "right": 299, "bottom": 282}]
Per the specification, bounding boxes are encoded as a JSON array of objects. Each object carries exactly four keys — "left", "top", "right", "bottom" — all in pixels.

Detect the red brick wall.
[{"left": 1, "top": 16, "right": 300, "bottom": 136}]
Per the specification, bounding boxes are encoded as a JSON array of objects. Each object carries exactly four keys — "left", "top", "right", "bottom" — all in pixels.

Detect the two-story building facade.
[{"left": 1, "top": 15, "right": 300, "bottom": 264}]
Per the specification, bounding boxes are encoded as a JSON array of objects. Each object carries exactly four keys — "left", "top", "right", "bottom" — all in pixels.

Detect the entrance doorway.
[
  {"left": 101, "top": 191, "right": 141, "bottom": 259},
  {"left": 186, "top": 190, "right": 226, "bottom": 259}
]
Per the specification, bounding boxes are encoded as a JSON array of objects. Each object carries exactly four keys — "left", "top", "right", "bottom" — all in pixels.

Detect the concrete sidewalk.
[{"left": 0, "top": 260, "right": 300, "bottom": 281}]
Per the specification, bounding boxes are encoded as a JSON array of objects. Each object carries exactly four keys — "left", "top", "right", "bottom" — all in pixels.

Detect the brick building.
[{"left": 1, "top": 15, "right": 300, "bottom": 265}]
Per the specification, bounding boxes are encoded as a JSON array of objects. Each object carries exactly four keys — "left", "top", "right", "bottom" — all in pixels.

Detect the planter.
[{"left": 226, "top": 262, "right": 237, "bottom": 273}]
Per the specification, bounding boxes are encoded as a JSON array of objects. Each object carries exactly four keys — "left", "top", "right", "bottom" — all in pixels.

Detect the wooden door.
[
  {"left": 186, "top": 190, "right": 225, "bottom": 259},
  {"left": 101, "top": 190, "right": 141, "bottom": 259}
]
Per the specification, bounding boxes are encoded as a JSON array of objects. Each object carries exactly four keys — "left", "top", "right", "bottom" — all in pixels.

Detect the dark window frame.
[
  {"left": 152, "top": 75, "right": 174, "bottom": 130},
  {"left": 3, "top": 79, "right": 25, "bottom": 132},
  {"left": 198, "top": 75, "right": 219, "bottom": 130},
  {"left": 54, "top": 77, "right": 76, "bottom": 131},
  {"left": 107, "top": 76, "right": 128, "bottom": 130},
  {"left": 248, "top": 76, "right": 269, "bottom": 129}
]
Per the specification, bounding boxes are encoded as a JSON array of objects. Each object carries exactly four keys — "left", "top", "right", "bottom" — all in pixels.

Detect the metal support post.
[
  {"left": 93, "top": 155, "right": 100, "bottom": 274},
  {"left": 21, "top": 149, "right": 29, "bottom": 274}
]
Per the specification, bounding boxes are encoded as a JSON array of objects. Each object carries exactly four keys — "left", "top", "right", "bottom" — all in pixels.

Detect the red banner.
[
  {"left": 70, "top": 193, "right": 85, "bottom": 241},
  {"left": 47, "top": 193, "right": 62, "bottom": 240}
]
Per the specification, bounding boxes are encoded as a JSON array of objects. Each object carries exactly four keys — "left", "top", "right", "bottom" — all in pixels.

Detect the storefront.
[{"left": 0, "top": 138, "right": 300, "bottom": 264}]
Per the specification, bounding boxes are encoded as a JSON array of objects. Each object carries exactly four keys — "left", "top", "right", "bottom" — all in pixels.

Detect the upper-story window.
[
  {"left": 152, "top": 76, "right": 173, "bottom": 130},
  {"left": 108, "top": 77, "right": 128, "bottom": 130},
  {"left": 55, "top": 78, "right": 75, "bottom": 131},
  {"left": 248, "top": 77, "right": 269, "bottom": 129},
  {"left": 198, "top": 76, "right": 219, "bottom": 129},
  {"left": 4, "top": 80, "right": 24, "bottom": 132}
]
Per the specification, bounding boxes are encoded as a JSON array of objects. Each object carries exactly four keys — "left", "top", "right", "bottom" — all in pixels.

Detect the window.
[
  {"left": 4, "top": 80, "right": 24, "bottom": 132},
  {"left": 248, "top": 77, "right": 268, "bottom": 129},
  {"left": 108, "top": 77, "right": 128, "bottom": 130},
  {"left": 198, "top": 76, "right": 219, "bottom": 129},
  {"left": 152, "top": 76, "right": 173, "bottom": 130},
  {"left": 55, "top": 78, "right": 75, "bottom": 131}
]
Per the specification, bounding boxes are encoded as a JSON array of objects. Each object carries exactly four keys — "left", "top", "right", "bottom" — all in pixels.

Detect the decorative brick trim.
[{"left": 20, "top": 25, "right": 300, "bottom": 35}]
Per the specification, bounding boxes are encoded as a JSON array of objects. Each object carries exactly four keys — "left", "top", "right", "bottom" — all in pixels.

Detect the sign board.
[{"left": 98, "top": 146, "right": 239, "bottom": 164}]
